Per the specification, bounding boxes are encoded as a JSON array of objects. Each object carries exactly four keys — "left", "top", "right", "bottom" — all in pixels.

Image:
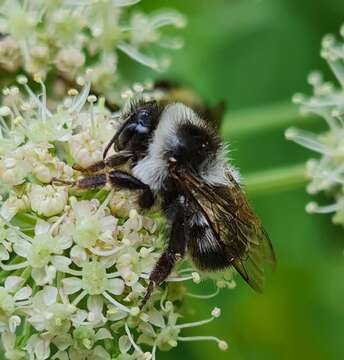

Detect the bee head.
[{"left": 103, "top": 100, "right": 161, "bottom": 159}]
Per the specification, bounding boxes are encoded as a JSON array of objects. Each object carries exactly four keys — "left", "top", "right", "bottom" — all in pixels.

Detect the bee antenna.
[
  {"left": 104, "top": 114, "right": 132, "bottom": 159},
  {"left": 103, "top": 133, "right": 117, "bottom": 160}
]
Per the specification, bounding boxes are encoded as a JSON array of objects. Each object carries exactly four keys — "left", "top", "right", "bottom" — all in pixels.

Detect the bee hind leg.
[{"left": 140, "top": 206, "right": 186, "bottom": 308}]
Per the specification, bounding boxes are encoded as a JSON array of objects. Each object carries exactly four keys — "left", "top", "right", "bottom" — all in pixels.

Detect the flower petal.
[
  {"left": 119, "top": 335, "right": 131, "bottom": 354},
  {"left": 62, "top": 277, "right": 82, "bottom": 295},
  {"left": 14, "top": 286, "right": 32, "bottom": 301},
  {"left": 0, "top": 245, "right": 9, "bottom": 261},
  {"left": 52, "top": 334, "right": 73, "bottom": 351},
  {"left": 5, "top": 276, "right": 23, "bottom": 292},
  {"left": 87, "top": 295, "right": 103, "bottom": 313},
  {"left": 107, "top": 278, "right": 125, "bottom": 295},
  {"left": 148, "top": 308, "right": 165, "bottom": 328},
  {"left": 34, "top": 219, "right": 51, "bottom": 235},
  {"left": 12, "top": 241, "right": 31, "bottom": 258},
  {"left": 42, "top": 286, "right": 58, "bottom": 306},
  {"left": 95, "top": 328, "right": 112, "bottom": 341},
  {"left": 70, "top": 245, "right": 87, "bottom": 266},
  {"left": 51, "top": 256, "right": 72, "bottom": 271},
  {"left": 1, "top": 331, "right": 15, "bottom": 351},
  {"left": 9, "top": 315, "right": 21, "bottom": 333}
]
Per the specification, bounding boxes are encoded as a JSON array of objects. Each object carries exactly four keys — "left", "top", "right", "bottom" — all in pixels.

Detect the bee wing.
[{"left": 175, "top": 170, "right": 275, "bottom": 292}]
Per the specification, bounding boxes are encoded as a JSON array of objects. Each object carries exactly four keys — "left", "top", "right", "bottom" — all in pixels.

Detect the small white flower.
[
  {"left": 26, "top": 45, "right": 50, "bottom": 76},
  {"left": 9, "top": 219, "right": 72, "bottom": 285},
  {"left": 24, "top": 144, "right": 73, "bottom": 184},
  {"left": 62, "top": 258, "right": 125, "bottom": 297},
  {"left": 0, "top": 1, "right": 38, "bottom": 40},
  {"left": 55, "top": 47, "right": 86, "bottom": 76},
  {"left": 110, "top": 190, "right": 140, "bottom": 218},
  {"left": 25, "top": 333, "right": 52, "bottom": 360},
  {"left": 69, "top": 132, "right": 103, "bottom": 168},
  {"left": 1, "top": 331, "right": 26, "bottom": 360},
  {"left": 0, "top": 0, "right": 185, "bottom": 101},
  {"left": 0, "top": 37, "right": 22, "bottom": 72},
  {"left": 0, "top": 276, "right": 31, "bottom": 333},
  {"left": 29, "top": 184, "right": 68, "bottom": 217},
  {"left": 0, "top": 218, "right": 13, "bottom": 261},
  {"left": 0, "top": 154, "right": 30, "bottom": 186},
  {"left": 286, "top": 25, "right": 344, "bottom": 226},
  {"left": 28, "top": 286, "right": 76, "bottom": 336},
  {"left": 0, "top": 190, "right": 30, "bottom": 220},
  {"left": 70, "top": 195, "right": 117, "bottom": 250}
]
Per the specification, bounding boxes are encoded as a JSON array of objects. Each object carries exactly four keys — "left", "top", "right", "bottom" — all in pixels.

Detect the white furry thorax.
[{"left": 132, "top": 103, "right": 238, "bottom": 193}]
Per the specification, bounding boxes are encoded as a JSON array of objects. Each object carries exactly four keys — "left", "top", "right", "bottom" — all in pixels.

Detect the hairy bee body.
[{"left": 76, "top": 98, "right": 275, "bottom": 307}]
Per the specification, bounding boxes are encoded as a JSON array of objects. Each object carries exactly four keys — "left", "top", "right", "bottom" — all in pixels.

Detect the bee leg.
[
  {"left": 51, "top": 173, "right": 108, "bottom": 189},
  {"left": 108, "top": 170, "right": 154, "bottom": 209},
  {"left": 73, "top": 152, "right": 133, "bottom": 173},
  {"left": 140, "top": 207, "right": 186, "bottom": 308},
  {"left": 76, "top": 173, "right": 108, "bottom": 189},
  {"left": 105, "top": 151, "right": 133, "bottom": 168}
]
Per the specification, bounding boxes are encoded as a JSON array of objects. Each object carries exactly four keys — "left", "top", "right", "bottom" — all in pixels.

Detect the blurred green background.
[{"left": 133, "top": 0, "right": 344, "bottom": 359}]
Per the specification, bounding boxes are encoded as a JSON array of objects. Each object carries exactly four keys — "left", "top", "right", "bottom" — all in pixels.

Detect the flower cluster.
[
  {"left": 0, "top": 0, "right": 186, "bottom": 101},
  {"left": 285, "top": 25, "right": 344, "bottom": 226},
  {"left": 0, "top": 78, "right": 233, "bottom": 359}
]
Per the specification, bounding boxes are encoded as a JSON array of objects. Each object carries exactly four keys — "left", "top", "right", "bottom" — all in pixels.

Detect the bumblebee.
[{"left": 71, "top": 98, "right": 275, "bottom": 307}]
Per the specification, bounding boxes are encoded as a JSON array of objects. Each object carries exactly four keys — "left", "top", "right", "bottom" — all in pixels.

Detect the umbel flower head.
[
  {"left": 0, "top": 76, "right": 233, "bottom": 359},
  {"left": 0, "top": 0, "right": 186, "bottom": 101},
  {"left": 285, "top": 24, "right": 344, "bottom": 227}
]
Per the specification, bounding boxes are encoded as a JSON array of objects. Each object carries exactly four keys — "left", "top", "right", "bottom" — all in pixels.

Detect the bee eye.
[{"left": 136, "top": 110, "right": 150, "bottom": 126}]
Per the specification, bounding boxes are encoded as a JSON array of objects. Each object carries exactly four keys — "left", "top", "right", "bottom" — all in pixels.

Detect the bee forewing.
[{"left": 174, "top": 169, "right": 275, "bottom": 292}]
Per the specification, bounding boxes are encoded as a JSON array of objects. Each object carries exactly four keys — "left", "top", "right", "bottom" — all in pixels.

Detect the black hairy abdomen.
[{"left": 186, "top": 222, "right": 231, "bottom": 271}]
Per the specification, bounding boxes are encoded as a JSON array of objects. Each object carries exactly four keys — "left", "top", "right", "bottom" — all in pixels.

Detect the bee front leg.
[
  {"left": 140, "top": 206, "right": 186, "bottom": 308},
  {"left": 75, "top": 173, "right": 108, "bottom": 189},
  {"left": 73, "top": 151, "right": 133, "bottom": 173}
]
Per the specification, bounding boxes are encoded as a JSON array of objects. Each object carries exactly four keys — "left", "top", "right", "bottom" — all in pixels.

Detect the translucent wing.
[{"left": 174, "top": 169, "right": 275, "bottom": 292}]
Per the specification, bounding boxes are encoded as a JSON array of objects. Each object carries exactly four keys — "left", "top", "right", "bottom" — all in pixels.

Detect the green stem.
[
  {"left": 244, "top": 163, "right": 307, "bottom": 196},
  {"left": 0, "top": 256, "right": 20, "bottom": 282},
  {"left": 221, "top": 102, "right": 318, "bottom": 138}
]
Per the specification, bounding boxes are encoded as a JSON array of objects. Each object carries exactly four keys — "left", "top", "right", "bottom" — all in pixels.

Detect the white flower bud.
[
  {"left": 29, "top": 184, "right": 68, "bottom": 217},
  {"left": 69, "top": 132, "right": 103, "bottom": 168},
  {"left": 211, "top": 307, "right": 221, "bottom": 318},
  {"left": 0, "top": 192, "right": 30, "bottom": 220},
  {"left": 0, "top": 156, "right": 29, "bottom": 186},
  {"left": 68, "top": 88, "right": 79, "bottom": 96},
  {"left": 26, "top": 45, "right": 50, "bottom": 75},
  {"left": 192, "top": 272, "right": 201, "bottom": 284},
  {"left": 218, "top": 340, "right": 228, "bottom": 351},
  {"left": 32, "top": 164, "right": 54, "bottom": 183},
  {"left": 87, "top": 95, "right": 97, "bottom": 103},
  {"left": 16, "top": 75, "right": 28, "bottom": 85},
  {"left": 0, "top": 37, "right": 22, "bottom": 72},
  {"left": 0, "top": 106, "right": 11, "bottom": 117},
  {"left": 56, "top": 48, "right": 85, "bottom": 75}
]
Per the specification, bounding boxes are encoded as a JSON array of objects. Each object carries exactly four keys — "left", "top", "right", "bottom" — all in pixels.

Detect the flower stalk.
[
  {"left": 221, "top": 102, "right": 319, "bottom": 138},
  {"left": 244, "top": 163, "right": 307, "bottom": 196}
]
